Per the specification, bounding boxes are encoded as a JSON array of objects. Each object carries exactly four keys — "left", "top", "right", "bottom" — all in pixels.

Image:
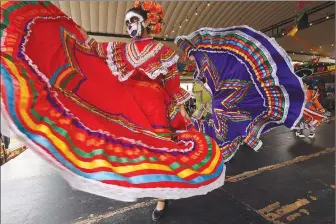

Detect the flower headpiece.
[{"left": 134, "top": 1, "right": 164, "bottom": 34}]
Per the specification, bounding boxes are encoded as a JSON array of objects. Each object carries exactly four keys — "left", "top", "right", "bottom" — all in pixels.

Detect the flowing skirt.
[
  {"left": 175, "top": 26, "right": 305, "bottom": 160},
  {"left": 1, "top": 1, "right": 225, "bottom": 201}
]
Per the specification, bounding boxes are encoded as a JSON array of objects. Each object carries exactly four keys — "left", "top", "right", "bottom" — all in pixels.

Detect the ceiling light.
[
  {"left": 179, "top": 25, "right": 182, "bottom": 28},
  {"left": 195, "top": 12, "right": 198, "bottom": 16},
  {"left": 186, "top": 18, "right": 189, "bottom": 22},
  {"left": 326, "top": 16, "right": 329, "bottom": 19},
  {"left": 309, "top": 23, "right": 313, "bottom": 26},
  {"left": 332, "top": 43, "right": 334, "bottom": 47},
  {"left": 207, "top": 3, "right": 210, "bottom": 6}
]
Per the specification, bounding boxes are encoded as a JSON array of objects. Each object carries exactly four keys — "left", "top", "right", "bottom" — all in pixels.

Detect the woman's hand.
[{"left": 179, "top": 104, "right": 190, "bottom": 122}]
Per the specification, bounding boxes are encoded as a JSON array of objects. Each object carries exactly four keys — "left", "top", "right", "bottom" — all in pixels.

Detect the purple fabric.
[{"left": 179, "top": 26, "right": 305, "bottom": 150}]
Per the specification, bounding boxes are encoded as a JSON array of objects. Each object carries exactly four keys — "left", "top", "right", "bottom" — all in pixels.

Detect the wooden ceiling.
[{"left": 52, "top": 1, "right": 335, "bottom": 59}]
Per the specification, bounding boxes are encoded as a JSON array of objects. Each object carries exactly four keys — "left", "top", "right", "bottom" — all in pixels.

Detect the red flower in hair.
[
  {"left": 152, "top": 23, "right": 162, "bottom": 34},
  {"left": 135, "top": 0, "right": 164, "bottom": 32},
  {"left": 134, "top": 0, "right": 141, "bottom": 8},
  {"left": 142, "top": 1, "right": 154, "bottom": 11},
  {"left": 154, "top": 4, "right": 162, "bottom": 13},
  {"left": 147, "top": 12, "right": 160, "bottom": 24}
]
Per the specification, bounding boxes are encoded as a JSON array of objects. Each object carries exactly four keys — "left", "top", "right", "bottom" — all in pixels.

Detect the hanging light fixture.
[{"left": 207, "top": 2, "right": 210, "bottom": 7}]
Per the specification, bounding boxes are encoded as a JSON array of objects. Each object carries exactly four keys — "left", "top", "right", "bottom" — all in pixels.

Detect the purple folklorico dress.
[{"left": 176, "top": 26, "right": 305, "bottom": 161}]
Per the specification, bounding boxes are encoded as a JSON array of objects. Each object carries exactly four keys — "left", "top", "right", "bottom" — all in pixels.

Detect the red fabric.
[
  {"left": 303, "top": 89, "right": 325, "bottom": 125},
  {"left": 88, "top": 38, "right": 190, "bottom": 130},
  {"left": 0, "top": 1, "right": 226, "bottom": 201},
  {"left": 125, "top": 80, "right": 170, "bottom": 129}
]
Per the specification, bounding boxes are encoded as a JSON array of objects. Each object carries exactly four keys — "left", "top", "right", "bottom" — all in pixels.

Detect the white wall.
[{"left": 180, "top": 83, "right": 193, "bottom": 92}]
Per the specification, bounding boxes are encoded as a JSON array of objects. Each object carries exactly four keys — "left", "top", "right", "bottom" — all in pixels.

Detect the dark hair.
[
  {"left": 127, "top": 7, "right": 148, "bottom": 21},
  {"left": 126, "top": 7, "right": 151, "bottom": 33}
]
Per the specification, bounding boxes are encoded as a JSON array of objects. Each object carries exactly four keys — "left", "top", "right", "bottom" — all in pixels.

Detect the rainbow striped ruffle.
[
  {"left": 176, "top": 26, "right": 305, "bottom": 158},
  {"left": 0, "top": 1, "right": 225, "bottom": 201}
]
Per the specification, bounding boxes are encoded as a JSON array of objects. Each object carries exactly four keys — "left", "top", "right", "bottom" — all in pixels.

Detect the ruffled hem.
[{"left": 1, "top": 100, "right": 226, "bottom": 202}]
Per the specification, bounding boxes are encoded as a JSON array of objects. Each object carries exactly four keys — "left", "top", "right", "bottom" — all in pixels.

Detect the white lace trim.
[
  {"left": 175, "top": 93, "right": 193, "bottom": 105},
  {"left": 125, "top": 42, "right": 164, "bottom": 67},
  {"left": 0, "top": 99, "right": 226, "bottom": 202},
  {"left": 107, "top": 43, "right": 179, "bottom": 82}
]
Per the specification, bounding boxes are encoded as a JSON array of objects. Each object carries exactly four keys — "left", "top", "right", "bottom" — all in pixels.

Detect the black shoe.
[{"left": 152, "top": 200, "right": 168, "bottom": 222}]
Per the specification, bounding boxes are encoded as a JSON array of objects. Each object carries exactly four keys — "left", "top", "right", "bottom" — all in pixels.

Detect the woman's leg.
[
  {"left": 128, "top": 89, "right": 171, "bottom": 221},
  {"left": 152, "top": 199, "right": 167, "bottom": 221}
]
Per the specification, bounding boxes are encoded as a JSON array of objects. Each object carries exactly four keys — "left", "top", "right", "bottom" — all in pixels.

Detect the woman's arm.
[
  {"left": 79, "top": 28, "right": 109, "bottom": 59},
  {"left": 163, "top": 64, "right": 192, "bottom": 121}
]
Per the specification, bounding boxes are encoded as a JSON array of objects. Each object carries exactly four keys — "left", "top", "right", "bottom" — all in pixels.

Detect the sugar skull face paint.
[{"left": 125, "top": 11, "right": 145, "bottom": 38}]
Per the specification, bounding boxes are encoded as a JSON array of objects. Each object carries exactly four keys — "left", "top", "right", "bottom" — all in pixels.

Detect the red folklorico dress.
[
  {"left": 302, "top": 89, "right": 328, "bottom": 127},
  {"left": 1, "top": 1, "right": 226, "bottom": 202}
]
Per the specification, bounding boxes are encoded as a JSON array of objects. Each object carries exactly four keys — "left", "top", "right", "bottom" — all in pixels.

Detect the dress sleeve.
[
  {"left": 163, "top": 64, "right": 192, "bottom": 105},
  {"left": 85, "top": 38, "right": 109, "bottom": 59}
]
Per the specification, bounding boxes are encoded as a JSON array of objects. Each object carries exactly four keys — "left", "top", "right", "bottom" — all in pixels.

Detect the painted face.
[{"left": 125, "top": 11, "right": 145, "bottom": 38}]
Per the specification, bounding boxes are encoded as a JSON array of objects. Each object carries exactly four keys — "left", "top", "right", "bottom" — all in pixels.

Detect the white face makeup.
[{"left": 125, "top": 11, "right": 145, "bottom": 38}]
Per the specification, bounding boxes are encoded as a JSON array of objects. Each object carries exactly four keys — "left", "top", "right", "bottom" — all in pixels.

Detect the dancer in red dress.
[
  {"left": 1, "top": 1, "right": 305, "bottom": 222},
  {"left": 80, "top": 4, "right": 194, "bottom": 220},
  {"left": 1, "top": 1, "right": 226, "bottom": 221},
  {"left": 296, "top": 82, "right": 330, "bottom": 138}
]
